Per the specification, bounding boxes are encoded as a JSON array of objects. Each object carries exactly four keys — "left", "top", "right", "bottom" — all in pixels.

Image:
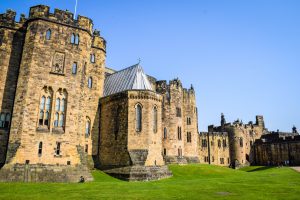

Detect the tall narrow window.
[
  {"left": 61, "top": 98, "right": 65, "bottom": 112},
  {"left": 59, "top": 114, "right": 65, "bottom": 127},
  {"left": 187, "top": 132, "right": 192, "bottom": 143},
  {"left": 75, "top": 34, "right": 79, "bottom": 45},
  {"left": 4, "top": 113, "right": 10, "bottom": 128},
  {"left": 72, "top": 63, "right": 77, "bottom": 74},
  {"left": 88, "top": 77, "right": 93, "bottom": 88},
  {"left": 153, "top": 107, "right": 157, "bottom": 133},
  {"left": 46, "top": 29, "right": 51, "bottom": 40},
  {"left": 0, "top": 113, "right": 5, "bottom": 128},
  {"left": 85, "top": 144, "right": 88, "bottom": 153},
  {"left": 54, "top": 113, "right": 59, "bottom": 127},
  {"left": 240, "top": 138, "right": 243, "bottom": 147},
  {"left": 38, "top": 88, "right": 53, "bottom": 128},
  {"left": 55, "top": 98, "right": 60, "bottom": 111},
  {"left": 90, "top": 54, "right": 95, "bottom": 63},
  {"left": 136, "top": 104, "right": 142, "bottom": 132},
  {"left": 163, "top": 127, "right": 167, "bottom": 139},
  {"left": 218, "top": 139, "right": 221, "bottom": 148},
  {"left": 86, "top": 118, "right": 91, "bottom": 137},
  {"left": 71, "top": 33, "right": 75, "bottom": 44},
  {"left": 38, "top": 142, "right": 43, "bottom": 156},
  {"left": 163, "top": 148, "right": 166, "bottom": 156},
  {"left": 177, "top": 126, "right": 182, "bottom": 140},
  {"left": 223, "top": 139, "right": 227, "bottom": 147},
  {"left": 176, "top": 107, "right": 181, "bottom": 117},
  {"left": 56, "top": 142, "right": 61, "bottom": 155}
]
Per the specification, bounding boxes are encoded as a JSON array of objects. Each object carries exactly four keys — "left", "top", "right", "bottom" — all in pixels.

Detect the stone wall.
[{"left": 199, "top": 132, "right": 230, "bottom": 166}]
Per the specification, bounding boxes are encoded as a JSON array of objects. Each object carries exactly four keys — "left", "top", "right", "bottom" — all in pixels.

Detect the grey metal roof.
[{"left": 104, "top": 64, "right": 153, "bottom": 96}]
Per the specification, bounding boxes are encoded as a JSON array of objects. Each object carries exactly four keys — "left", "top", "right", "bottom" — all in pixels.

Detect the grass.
[{"left": 0, "top": 164, "right": 299, "bottom": 199}]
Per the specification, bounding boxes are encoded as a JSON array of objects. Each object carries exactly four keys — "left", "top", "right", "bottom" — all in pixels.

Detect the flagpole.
[{"left": 74, "top": 0, "right": 78, "bottom": 19}]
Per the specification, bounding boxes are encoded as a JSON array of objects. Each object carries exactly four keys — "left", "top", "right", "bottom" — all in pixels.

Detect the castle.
[{"left": 0, "top": 5, "right": 299, "bottom": 182}]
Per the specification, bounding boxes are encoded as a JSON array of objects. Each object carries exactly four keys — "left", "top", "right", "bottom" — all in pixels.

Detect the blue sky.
[{"left": 1, "top": 0, "right": 299, "bottom": 132}]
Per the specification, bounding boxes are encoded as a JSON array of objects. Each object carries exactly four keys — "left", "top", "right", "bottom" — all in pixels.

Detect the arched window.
[
  {"left": 163, "top": 127, "right": 167, "bottom": 139},
  {"left": 136, "top": 104, "right": 142, "bottom": 132},
  {"left": 72, "top": 62, "right": 77, "bottom": 74},
  {"left": 38, "top": 87, "right": 53, "bottom": 128},
  {"left": 88, "top": 77, "right": 93, "bottom": 88},
  {"left": 5, "top": 113, "right": 11, "bottom": 128},
  {"left": 54, "top": 89, "right": 67, "bottom": 129},
  {"left": 71, "top": 33, "right": 75, "bottom": 44},
  {"left": 75, "top": 34, "right": 79, "bottom": 45},
  {"left": 153, "top": 106, "right": 157, "bottom": 133},
  {"left": 90, "top": 54, "right": 95, "bottom": 63},
  {"left": 85, "top": 118, "right": 91, "bottom": 137},
  {"left": 38, "top": 142, "right": 43, "bottom": 156},
  {"left": 240, "top": 138, "right": 243, "bottom": 147},
  {"left": 46, "top": 29, "right": 51, "bottom": 40},
  {"left": 0, "top": 113, "right": 5, "bottom": 128},
  {"left": 54, "top": 112, "right": 59, "bottom": 127}
]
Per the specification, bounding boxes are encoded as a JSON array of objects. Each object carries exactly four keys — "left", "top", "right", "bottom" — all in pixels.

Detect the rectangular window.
[
  {"left": 187, "top": 132, "right": 192, "bottom": 143},
  {"left": 72, "top": 62, "right": 77, "bottom": 74},
  {"left": 163, "top": 148, "right": 166, "bottom": 156},
  {"left": 85, "top": 144, "right": 88, "bottom": 153},
  {"left": 202, "top": 139, "right": 207, "bottom": 147},
  {"left": 176, "top": 107, "right": 181, "bottom": 117},
  {"left": 38, "top": 142, "right": 43, "bottom": 156},
  {"left": 220, "top": 158, "right": 224, "bottom": 164},
  {"left": 56, "top": 142, "right": 61, "bottom": 155},
  {"left": 90, "top": 54, "right": 95, "bottom": 63}
]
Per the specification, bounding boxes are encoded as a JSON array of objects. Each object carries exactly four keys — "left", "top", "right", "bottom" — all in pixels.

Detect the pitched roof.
[{"left": 103, "top": 64, "right": 153, "bottom": 96}]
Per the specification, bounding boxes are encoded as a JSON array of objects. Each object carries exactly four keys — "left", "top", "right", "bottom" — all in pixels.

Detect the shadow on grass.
[{"left": 245, "top": 166, "right": 276, "bottom": 172}]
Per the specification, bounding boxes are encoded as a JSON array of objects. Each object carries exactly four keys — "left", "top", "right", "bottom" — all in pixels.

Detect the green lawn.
[{"left": 0, "top": 164, "right": 299, "bottom": 200}]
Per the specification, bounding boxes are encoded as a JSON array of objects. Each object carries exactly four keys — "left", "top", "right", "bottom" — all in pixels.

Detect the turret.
[{"left": 256, "top": 115, "right": 265, "bottom": 128}]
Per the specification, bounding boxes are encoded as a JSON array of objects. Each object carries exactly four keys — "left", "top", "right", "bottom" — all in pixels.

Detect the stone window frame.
[
  {"left": 153, "top": 105, "right": 158, "bottom": 133},
  {"left": 85, "top": 144, "right": 88, "bottom": 153},
  {"left": 88, "top": 77, "right": 93, "bottom": 89},
  {"left": 163, "top": 148, "right": 167, "bottom": 156},
  {"left": 55, "top": 142, "right": 61, "bottom": 156},
  {"left": 220, "top": 158, "right": 224, "bottom": 164},
  {"left": 90, "top": 53, "right": 96, "bottom": 63},
  {"left": 37, "top": 86, "right": 53, "bottom": 131},
  {"left": 240, "top": 137, "right": 243, "bottom": 147},
  {"left": 187, "top": 117, "right": 191, "bottom": 125},
  {"left": 38, "top": 141, "right": 43, "bottom": 157},
  {"left": 187, "top": 132, "right": 192, "bottom": 143},
  {"left": 72, "top": 62, "right": 78, "bottom": 74},
  {"left": 163, "top": 127, "right": 167, "bottom": 139},
  {"left": 45, "top": 29, "right": 51, "bottom": 40},
  {"left": 53, "top": 89, "right": 68, "bottom": 132},
  {"left": 85, "top": 117, "right": 91, "bottom": 138},
  {"left": 135, "top": 103, "right": 143, "bottom": 132},
  {"left": 177, "top": 126, "right": 182, "bottom": 140},
  {"left": 0, "top": 112, "right": 10, "bottom": 129},
  {"left": 222, "top": 138, "right": 227, "bottom": 148},
  {"left": 176, "top": 107, "right": 182, "bottom": 117},
  {"left": 71, "top": 33, "right": 80, "bottom": 45}
]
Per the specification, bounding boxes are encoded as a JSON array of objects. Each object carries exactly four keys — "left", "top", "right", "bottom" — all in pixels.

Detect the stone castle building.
[{"left": 0, "top": 5, "right": 199, "bottom": 182}]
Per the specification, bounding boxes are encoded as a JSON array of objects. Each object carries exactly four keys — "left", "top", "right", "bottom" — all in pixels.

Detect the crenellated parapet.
[{"left": 0, "top": 9, "right": 26, "bottom": 29}]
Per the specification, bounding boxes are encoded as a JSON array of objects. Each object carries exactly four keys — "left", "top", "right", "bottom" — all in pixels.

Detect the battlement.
[
  {"left": 28, "top": 5, "right": 94, "bottom": 33},
  {"left": 200, "top": 132, "right": 228, "bottom": 137},
  {"left": 0, "top": 9, "right": 26, "bottom": 29}
]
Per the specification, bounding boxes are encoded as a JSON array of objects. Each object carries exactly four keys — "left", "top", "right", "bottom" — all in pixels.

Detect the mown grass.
[{"left": 0, "top": 164, "right": 299, "bottom": 199}]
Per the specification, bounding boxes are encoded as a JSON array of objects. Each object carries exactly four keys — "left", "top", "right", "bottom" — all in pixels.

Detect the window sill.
[
  {"left": 54, "top": 155, "right": 62, "bottom": 158},
  {"left": 50, "top": 72, "right": 65, "bottom": 76},
  {"left": 36, "top": 127, "right": 50, "bottom": 132},
  {"left": 52, "top": 127, "right": 65, "bottom": 134}
]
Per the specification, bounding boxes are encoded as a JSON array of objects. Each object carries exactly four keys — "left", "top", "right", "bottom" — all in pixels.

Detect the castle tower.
[
  {"left": 0, "top": 9, "right": 26, "bottom": 165},
  {"left": 0, "top": 5, "right": 106, "bottom": 182}
]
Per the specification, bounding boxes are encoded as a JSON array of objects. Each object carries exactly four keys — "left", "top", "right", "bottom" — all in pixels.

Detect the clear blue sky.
[{"left": 1, "top": 0, "right": 299, "bottom": 132}]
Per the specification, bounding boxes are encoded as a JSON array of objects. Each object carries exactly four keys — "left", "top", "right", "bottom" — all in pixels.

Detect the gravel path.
[{"left": 291, "top": 167, "right": 300, "bottom": 172}]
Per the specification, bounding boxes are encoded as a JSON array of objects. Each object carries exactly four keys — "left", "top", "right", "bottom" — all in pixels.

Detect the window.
[
  {"left": 177, "top": 126, "right": 182, "bottom": 140},
  {"left": 212, "top": 156, "right": 215, "bottom": 162},
  {"left": 223, "top": 139, "right": 227, "bottom": 148},
  {"left": 38, "top": 87, "right": 53, "bottom": 128},
  {"left": 204, "top": 156, "right": 209, "bottom": 163},
  {"left": 5, "top": 113, "right": 11, "bottom": 128},
  {"left": 163, "top": 148, "right": 166, "bottom": 156},
  {"left": 38, "top": 142, "right": 43, "bottom": 156},
  {"left": 75, "top": 34, "right": 79, "bottom": 45},
  {"left": 220, "top": 158, "right": 224, "bottom": 164},
  {"left": 90, "top": 54, "right": 95, "bottom": 63},
  {"left": 88, "top": 77, "right": 93, "bottom": 88},
  {"left": 55, "top": 142, "right": 61, "bottom": 155},
  {"left": 46, "top": 29, "right": 51, "bottom": 40},
  {"left": 240, "top": 138, "right": 243, "bottom": 147},
  {"left": 176, "top": 107, "right": 181, "bottom": 117},
  {"left": 71, "top": 33, "right": 75, "bottom": 44},
  {"left": 85, "top": 144, "right": 88, "bottom": 153},
  {"left": 72, "top": 63, "right": 77, "bottom": 74},
  {"left": 153, "top": 107, "right": 157, "bottom": 133},
  {"left": 202, "top": 139, "right": 207, "bottom": 147},
  {"left": 187, "top": 132, "right": 192, "bottom": 143},
  {"left": 0, "top": 113, "right": 5, "bottom": 128},
  {"left": 135, "top": 104, "right": 142, "bottom": 132},
  {"left": 85, "top": 118, "right": 91, "bottom": 137},
  {"left": 0, "top": 30, "right": 3, "bottom": 46},
  {"left": 163, "top": 127, "right": 167, "bottom": 139},
  {"left": 187, "top": 117, "right": 191, "bottom": 125},
  {"left": 218, "top": 139, "right": 221, "bottom": 148},
  {"left": 53, "top": 89, "right": 67, "bottom": 129}
]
